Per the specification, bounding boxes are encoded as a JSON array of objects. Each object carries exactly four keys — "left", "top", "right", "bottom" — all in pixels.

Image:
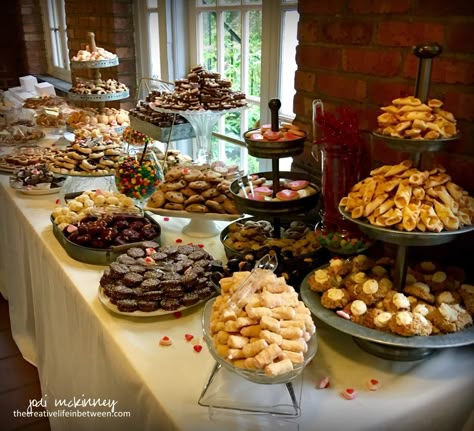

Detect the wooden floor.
[{"left": 0, "top": 296, "right": 51, "bottom": 431}]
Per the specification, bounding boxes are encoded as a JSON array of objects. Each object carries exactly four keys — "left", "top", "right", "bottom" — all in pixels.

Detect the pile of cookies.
[
  {"left": 99, "top": 243, "right": 220, "bottom": 312},
  {"left": 223, "top": 219, "right": 320, "bottom": 257},
  {"left": 129, "top": 97, "right": 188, "bottom": 127},
  {"left": 71, "top": 46, "right": 117, "bottom": 62},
  {"left": 151, "top": 65, "right": 247, "bottom": 111},
  {"left": 376, "top": 96, "right": 458, "bottom": 139},
  {"left": 51, "top": 190, "right": 137, "bottom": 231},
  {"left": 209, "top": 269, "right": 316, "bottom": 376},
  {"left": 340, "top": 160, "right": 473, "bottom": 232},
  {"left": 308, "top": 255, "right": 473, "bottom": 336},
  {"left": 23, "top": 95, "right": 67, "bottom": 110},
  {"left": 49, "top": 136, "right": 124, "bottom": 176},
  {"left": 0, "top": 147, "right": 60, "bottom": 171},
  {"left": 147, "top": 162, "right": 241, "bottom": 214},
  {"left": 70, "top": 78, "right": 128, "bottom": 96},
  {"left": 67, "top": 107, "right": 129, "bottom": 129}
]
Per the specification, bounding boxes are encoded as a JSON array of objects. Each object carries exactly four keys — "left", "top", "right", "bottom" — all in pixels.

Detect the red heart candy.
[
  {"left": 185, "top": 334, "right": 194, "bottom": 342},
  {"left": 193, "top": 345, "right": 202, "bottom": 353}
]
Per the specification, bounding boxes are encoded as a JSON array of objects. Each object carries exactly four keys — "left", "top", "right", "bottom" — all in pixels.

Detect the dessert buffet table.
[{"left": 0, "top": 174, "right": 473, "bottom": 431}]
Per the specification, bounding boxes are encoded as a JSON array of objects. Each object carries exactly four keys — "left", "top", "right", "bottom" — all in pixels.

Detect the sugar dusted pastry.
[{"left": 209, "top": 269, "right": 315, "bottom": 376}]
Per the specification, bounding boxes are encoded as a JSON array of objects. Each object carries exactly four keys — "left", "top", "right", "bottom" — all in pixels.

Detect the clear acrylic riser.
[{"left": 198, "top": 362, "right": 303, "bottom": 431}]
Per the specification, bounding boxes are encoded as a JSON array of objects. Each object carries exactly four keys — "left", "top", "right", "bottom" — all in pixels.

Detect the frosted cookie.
[
  {"left": 430, "top": 303, "right": 472, "bottom": 333},
  {"left": 344, "top": 271, "right": 368, "bottom": 291},
  {"left": 327, "top": 257, "right": 352, "bottom": 276},
  {"left": 371, "top": 310, "right": 392, "bottom": 331},
  {"left": 321, "top": 288, "right": 351, "bottom": 309},
  {"left": 351, "top": 254, "right": 375, "bottom": 272},
  {"left": 426, "top": 271, "right": 449, "bottom": 293},
  {"left": 342, "top": 300, "right": 367, "bottom": 324},
  {"left": 383, "top": 291, "right": 411, "bottom": 313},
  {"left": 356, "top": 279, "right": 384, "bottom": 305},
  {"left": 403, "top": 282, "right": 435, "bottom": 304},
  {"left": 389, "top": 311, "right": 422, "bottom": 336},
  {"left": 308, "top": 268, "right": 336, "bottom": 293}
]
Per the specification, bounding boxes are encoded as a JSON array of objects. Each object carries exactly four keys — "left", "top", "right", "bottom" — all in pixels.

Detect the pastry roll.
[
  {"left": 240, "top": 324, "right": 262, "bottom": 338},
  {"left": 236, "top": 316, "right": 258, "bottom": 328},
  {"left": 351, "top": 205, "right": 365, "bottom": 219},
  {"left": 446, "top": 181, "right": 465, "bottom": 201},
  {"left": 392, "top": 96, "right": 421, "bottom": 106},
  {"left": 364, "top": 193, "right": 389, "bottom": 217},
  {"left": 420, "top": 204, "right": 443, "bottom": 232},
  {"left": 265, "top": 358, "right": 294, "bottom": 376},
  {"left": 433, "top": 200, "right": 460, "bottom": 230},
  {"left": 397, "top": 103, "right": 432, "bottom": 113},
  {"left": 394, "top": 180, "right": 413, "bottom": 209},
  {"left": 412, "top": 186, "right": 425, "bottom": 201},
  {"left": 242, "top": 338, "right": 268, "bottom": 358},
  {"left": 402, "top": 203, "right": 421, "bottom": 232},
  {"left": 362, "top": 178, "right": 377, "bottom": 203},
  {"left": 372, "top": 198, "right": 395, "bottom": 217},
  {"left": 260, "top": 329, "right": 283, "bottom": 346},
  {"left": 245, "top": 305, "right": 272, "bottom": 320},
  {"left": 254, "top": 343, "right": 282, "bottom": 368},
  {"left": 280, "top": 350, "right": 305, "bottom": 364},
  {"left": 271, "top": 306, "right": 296, "bottom": 320},
  {"left": 379, "top": 208, "right": 403, "bottom": 226},
  {"left": 227, "top": 335, "right": 249, "bottom": 349},
  {"left": 425, "top": 173, "right": 451, "bottom": 188},
  {"left": 227, "top": 348, "right": 246, "bottom": 360},
  {"left": 434, "top": 186, "right": 459, "bottom": 214},
  {"left": 377, "top": 112, "right": 398, "bottom": 126},
  {"left": 281, "top": 338, "right": 307, "bottom": 353},
  {"left": 384, "top": 160, "right": 413, "bottom": 177},
  {"left": 280, "top": 326, "right": 304, "bottom": 340},
  {"left": 370, "top": 164, "right": 392, "bottom": 176},
  {"left": 260, "top": 315, "right": 281, "bottom": 333}
]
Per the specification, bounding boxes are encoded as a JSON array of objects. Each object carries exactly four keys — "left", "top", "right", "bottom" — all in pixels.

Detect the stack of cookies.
[
  {"left": 49, "top": 136, "right": 124, "bottom": 176},
  {"left": 151, "top": 65, "right": 247, "bottom": 111},
  {"left": 147, "top": 162, "right": 241, "bottom": 214}
]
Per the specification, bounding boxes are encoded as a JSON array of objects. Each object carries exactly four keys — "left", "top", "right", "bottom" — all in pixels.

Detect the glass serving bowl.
[{"left": 202, "top": 298, "right": 318, "bottom": 385}]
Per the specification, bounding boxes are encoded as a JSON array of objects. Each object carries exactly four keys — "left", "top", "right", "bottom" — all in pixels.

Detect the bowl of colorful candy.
[
  {"left": 115, "top": 151, "right": 163, "bottom": 203},
  {"left": 315, "top": 225, "right": 373, "bottom": 255}
]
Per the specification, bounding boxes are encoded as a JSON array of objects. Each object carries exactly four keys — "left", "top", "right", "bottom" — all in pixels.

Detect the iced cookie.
[{"left": 321, "top": 288, "right": 351, "bottom": 309}]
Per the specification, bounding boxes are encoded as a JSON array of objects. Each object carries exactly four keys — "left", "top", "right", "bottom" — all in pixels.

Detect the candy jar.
[
  {"left": 115, "top": 146, "right": 163, "bottom": 207},
  {"left": 312, "top": 100, "right": 372, "bottom": 254}
]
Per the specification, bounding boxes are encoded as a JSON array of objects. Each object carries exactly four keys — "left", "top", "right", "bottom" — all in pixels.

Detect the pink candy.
[
  {"left": 317, "top": 376, "right": 330, "bottom": 389},
  {"left": 366, "top": 378, "right": 381, "bottom": 391},
  {"left": 336, "top": 310, "right": 351, "bottom": 320},
  {"left": 341, "top": 388, "right": 357, "bottom": 400}
]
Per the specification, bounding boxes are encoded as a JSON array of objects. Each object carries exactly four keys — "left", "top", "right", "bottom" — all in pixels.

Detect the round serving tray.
[
  {"left": 244, "top": 129, "right": 306, "bottom": 159},
  {"left": 70, "top": 57, "right": 119, "bottom": 69},
  {"left": 372, "top": 131, "right": 461, "bottom": 152},
  {"left": 339, "top": 206, "right": 474, "bottom": 246},
  {"left": 67, "top": 90, "right": 130, "bottom": 103},
  {"left": 230, "top": 171, "right": 320, "bottom": 216},
  {"left": 300, "top": 270, "right": 474, "bottom": 361},
  {"left": 98, "top": 286, "right": 212, "bottom": 317}
]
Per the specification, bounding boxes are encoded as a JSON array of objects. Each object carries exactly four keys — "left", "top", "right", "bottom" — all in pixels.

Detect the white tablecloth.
[{"left": 1, "top": 173, "right": 473, "bottom": 431}]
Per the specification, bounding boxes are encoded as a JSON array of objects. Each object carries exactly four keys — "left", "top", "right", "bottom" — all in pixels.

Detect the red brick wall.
[
  {"left": 65, "top": 0, "right": 137, "bottom": 109},
  {"left": 293, "top": 0, "right": 474, "bottom": 192}
]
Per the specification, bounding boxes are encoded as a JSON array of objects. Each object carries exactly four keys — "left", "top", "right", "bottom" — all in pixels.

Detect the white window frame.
[
  {"left": 134, "top": 0, "right": 299, "bottom": 171},
  {"left": 40, "top": 0, "right": 71, "bottom": 82}
]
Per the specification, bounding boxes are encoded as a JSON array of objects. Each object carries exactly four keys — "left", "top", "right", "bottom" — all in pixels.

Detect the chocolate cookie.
[
  {"left": 138, "top": 300, "right": 159, "bottom": 312},
  {"left": 160, "top": 298, "right": 181, "bottom": 311},
  {"left": 182, "top": 292, "right": 200, "bottom": 306},
  {"left": 110, "top": 263, "right": 130, "bottom": 279},
  {"left": 123, "top": 272, "right": 144, "bottom": 287},
  {"left": 141, "top": 278, "right": 160, "bottom": 291},
  {"left": 117, "top": 255, "right": 137, "bottom": 265},
  {"left": 116, "top": 299, "right": 138, "bottom": 312},
  {"left": 127, "top": 247, "right": 145, "bottom": 258}
]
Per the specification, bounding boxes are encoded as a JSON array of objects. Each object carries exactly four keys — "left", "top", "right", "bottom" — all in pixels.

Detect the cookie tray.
[{"left": 51, "top": 213, "right": 161, "bottom": 266}]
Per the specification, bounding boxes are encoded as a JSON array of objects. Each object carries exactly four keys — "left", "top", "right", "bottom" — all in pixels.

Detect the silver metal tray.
[
  {"left": 372, "top": 131, "right": 460, "bottom": 152},
  {"left": 70, "top": 57, "right": 119, "bottom": 69},
  {"left": 51, "top": 213, "right": 161, "bottom": 266},
  {"left": 300, "top": 270, "right": 474, "bottom": 360},
  {"left": 339, "top": 206, "right": 474, "bottom": 246},
  {"left": 67, "top": 90, "right": 129, "bottom": 102}
]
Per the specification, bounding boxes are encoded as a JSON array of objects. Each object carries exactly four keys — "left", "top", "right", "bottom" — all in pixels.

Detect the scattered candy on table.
[
  {"left": 366, "top": 378, "right": 381, "bottom": 391},
  {"left": 341, "top": 388, "right": 357, "bottom": 400},
  {"left": 159, "top": 336, "right": 172, "bottom": 346}
]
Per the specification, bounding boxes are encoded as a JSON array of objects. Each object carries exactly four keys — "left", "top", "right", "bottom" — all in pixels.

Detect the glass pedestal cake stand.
[
  {"left": 198, "top": 298, "right": 316, "bottom": 428},
  {"left": 150, "top": 106, "right": 245, "bottom": 164}
]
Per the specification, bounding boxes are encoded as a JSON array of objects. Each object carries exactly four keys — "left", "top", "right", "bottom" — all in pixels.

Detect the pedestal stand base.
[
  {"left": 182, "top": 218, "right": 221, "bottom": 238},
  {"left": 198, "top": 362, "right": 302, "bottom": 430},
  {"left": 353, "top": 337, "right": 436, "bottom": 361}
]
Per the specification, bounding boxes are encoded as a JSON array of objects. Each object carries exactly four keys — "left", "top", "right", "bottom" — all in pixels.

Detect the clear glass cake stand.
[
  {"left": 59, "top": 174, "right": 117, "bottom": 203},
  {"left": 150, "top": 106, "right": 245, "bottom": 164}
]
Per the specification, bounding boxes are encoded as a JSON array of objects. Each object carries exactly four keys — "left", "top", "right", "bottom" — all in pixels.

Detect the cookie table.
[{"left": 0, "top": 174, "right": 473, "bottom": 431}]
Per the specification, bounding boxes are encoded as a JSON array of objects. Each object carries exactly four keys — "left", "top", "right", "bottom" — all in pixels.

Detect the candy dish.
[
  {"left": 300, "top": 269, "right": 474, "bottom": 361},
  {"left": 372, "top": 131, "right": 460, "bottom": 152},
  {"left": 202, "top": 298, "right": 318, "bottom": 385},
  {"left": 314, "top": 225, "right": 373, "bottom": 256},
  {"left": 98, "top": 286, "right": 212, "bottom": 317},
  {"left": 16, "top": 186, "right": 62, "bottom": 196}
]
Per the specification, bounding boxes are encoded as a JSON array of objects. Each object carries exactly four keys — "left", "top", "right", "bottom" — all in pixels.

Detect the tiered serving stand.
[
  {"left": 61, "top": 32, "right": 129, "bottom": 197},
  {"left": 313, "top": 42, "right": 474, "bottom": 360},
  {"left": 230, "top": 99, "right": 320, "bottom": 236}
]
